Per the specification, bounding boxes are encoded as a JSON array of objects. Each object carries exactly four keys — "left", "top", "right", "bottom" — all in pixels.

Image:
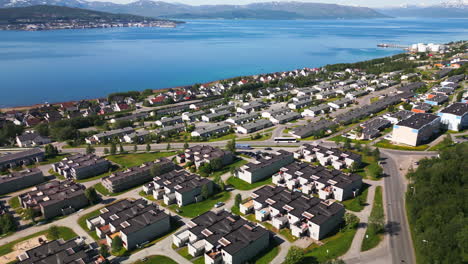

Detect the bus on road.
[{"left": 274, "top": 137, "right": 298, "bottom": 143}]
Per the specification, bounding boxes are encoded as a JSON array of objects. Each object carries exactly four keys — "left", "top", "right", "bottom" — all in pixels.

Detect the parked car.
[{"left": 214, "top": 202, "right": 225, "bottom": 208}]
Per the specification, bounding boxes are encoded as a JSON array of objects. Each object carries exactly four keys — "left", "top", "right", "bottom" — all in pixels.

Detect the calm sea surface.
[{"left": 0, "top": 18, "right": 466, "bottom": 107}]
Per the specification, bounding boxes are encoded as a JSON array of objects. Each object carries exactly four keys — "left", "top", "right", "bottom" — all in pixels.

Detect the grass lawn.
[
  {"left": 106, "top": 151, "right": 176, "bottom": 167},
  {"left": 132, "top": 255, "right": 177, "bottom": 264},
  {"left": 192, "top": 257, "right": 205, "bottom": 264},
  {"left": 375, "top": 140, "right": 429, "bottom": 151},
  {"left": 237, "top": 133, "right": 272, "bottom": 142},
  {"left": 226, "top": 176, "right": 272, "bottom": 190},
  {"left": 0, "top": 226, "right": 77, "bottom": 256},
  {"left": 342, "top": 183, "right": 370, "bottom": 212},
  {"left": 175, "top": 246, "right": 192, "bottom": 260},
  {"left": 303, "top": 219, "right": 359, "bottom": 263},
  {"left": 361, "top": 186, "right": 384, "bottom": 252},
  {"left": 8, "top": 196, "right": 20, "bottom": 209},
  {"left": 167, "top": 192, "right": 231, "bottom": 218},
  {"left": 206, "top": 133, "right": 236, "bottom": 142},
  {"left": 93, "top": 182, "right": 141, "bottom": 197},
  {"left": 48, "top": 168, "right": 65, "bottom": 180},
  {"left": 351, "top": 153, "right": 382, "bottom": 181},
  {"left": 329, "top": 135, "right": 369, "bottom": 145},
  {"left": 428, "top": 136, "right": 455, "bottom": 151},
  {"left": 139, "top": 190, "right": 156, "bottom": 201},
  {"left": 209, "top": 158, "right": 248, "bottom": 179}
]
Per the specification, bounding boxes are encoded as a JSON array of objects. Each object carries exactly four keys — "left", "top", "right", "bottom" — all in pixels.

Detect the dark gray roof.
[
  {"left": 0, "top": 148, "right": 44, "bottom": 164},
  {"left": 17, "top": 238, "right": 97, "bottom": 264},
  {"left": 440, "top": 103, "right": 468, "bottom": 116},
  {"left": 396, "top": 113, "right": 439, "bottom": 129}
]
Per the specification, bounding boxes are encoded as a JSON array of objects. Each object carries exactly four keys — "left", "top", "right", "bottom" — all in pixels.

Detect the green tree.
[
  {"left": 372, "top": 147, "right": 380, "bottom": 160},
  {"left": 219, "top": 181, "right": 225, "bottom": 191},
  {"left": 100, "top": 244, "right": 110, "bottom": 258},
  {"left": 343, "top": 138, "right": 352, "bottom": 149},
  {"left": 201, "top": 184, "right": 209, "bottom": 200},
  {"left": 226, "top": 138, "right": 236, "bottom": 153},
  {"left": 119, "top": 144, "right": 124, "bottom": 153},
  {"left": 23, "top": 208, "right": 36, "bottom": 223},
  {"left": 146, "top": 143, "right": 151, "bottom": 152},
  {"left": 284, "top": 246, "right": 305, "bottom": 264},
  {"left": 199, "top": 163, "right": 212, "bottom": 177},
  {"left": 111, "top": 236, "right": 123, "bottom": 253},
  {"left": 234, "top": 194, "right": 242, "bottom": 208},
  {"left": 47, "top": 225, "right": 60, "bottom": 240},
  {"left": 103, "top": 148, "right": 109, "bottom": 155},
  {"left": 85, "top": 187, "right": 99, "bottom": 204},
  {"left": 344, "top": 213, "right": 359, "bottom": 230},
  {"left": 166, "top": 143, "right": 171, "bottom": 151},
  {"left": 86, "top": 144, "right": 95, "bottom": 155},
  {"left": 0, "top": 213, "right": 17, "bottom": 234},
  {"left": 350, "top": 160, "right": 361, "bottom": 173},
  {"left": 210, "top": 158, "right": 223, "bottom": 171},
  {"left": 133, "top": 144, "right": 138, "bottom": 152},
  {"left": 110, "top": 143, "right": 117, "bottom": 155},
  {"left": 183, "top": 141, "right": 189, "bottom": 149},
  {"left": 45, "top": 144, "right": 58, "bottom": 158}
]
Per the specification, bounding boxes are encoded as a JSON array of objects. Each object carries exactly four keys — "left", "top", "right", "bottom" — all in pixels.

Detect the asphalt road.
[{"left": 380, "top": 150, "right": 416, "bottom": 264}]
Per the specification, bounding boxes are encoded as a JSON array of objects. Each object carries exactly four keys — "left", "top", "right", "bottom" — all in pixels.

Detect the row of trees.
[{"left": 406, "top": 142, "right": 467, "bottom": 263}]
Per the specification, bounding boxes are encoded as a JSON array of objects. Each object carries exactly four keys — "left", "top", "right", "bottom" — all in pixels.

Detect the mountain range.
[
  {"left": 0, "top": 0, "right": 388, "bottom": 20},
  {"left": 378, "top": 1, "right": 468, "bottom": 18}
]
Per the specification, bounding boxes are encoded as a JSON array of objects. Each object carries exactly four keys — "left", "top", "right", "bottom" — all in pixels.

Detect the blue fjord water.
[{"left": 0, "top": 18, "right": 466, "bottom": 107}]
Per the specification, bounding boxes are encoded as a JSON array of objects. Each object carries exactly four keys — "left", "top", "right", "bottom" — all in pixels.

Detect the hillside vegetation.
[{"left": 406, "top": 142, "right": 467, "bottom": 263}]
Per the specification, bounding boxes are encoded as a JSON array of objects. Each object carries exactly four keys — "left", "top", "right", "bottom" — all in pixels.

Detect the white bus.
[{"left": 274, "top": 137, "right": 298, "bottom": 143}]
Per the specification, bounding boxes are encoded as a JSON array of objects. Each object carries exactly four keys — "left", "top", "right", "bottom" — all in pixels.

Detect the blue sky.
[{"left": 90, "top": 0, "right": 445, "bottom": 8}]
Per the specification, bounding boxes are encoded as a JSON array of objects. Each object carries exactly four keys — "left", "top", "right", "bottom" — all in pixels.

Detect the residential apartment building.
[
  {"left": 177, "top": 145, "right": 234, "bottom": 169},
  {"left": 294, "top": 144, "right": 361, "bottom": 170},
  {"left": 86, "top": 199, "right": 170, "bottom": 250},
  {"left": 438, "top": 102, "right": 468, "bottom": 131},
  {"left": 17, "top": 237, "right": 99, "bottom": 264},
  {"left": 85, "top": 127, "right": 134, "bottom": 144},
  {"left": 272, "top": 161, "right": 362, "bottom": 201},
  {"left": 101, "top": 158, "right": 176, "bottom": 193},
  {"left": 0, "top": 148, "right": 45, "bottom": 170},
  {"left": 19, "top": 180, "right": 89, "bottom": 219},
  {"left": 269, "top": 111, "right": 301, "bottom": 124},
  {"left": 235, "top": 150, "right": 294, "bottom": 183},
  {"left": 0, "top": 168, "right": 44, "bottom": 195},
  {"left": 156, "top": 116, "right": 183, "bottom": 127},
  {"left": 143, "top": 169, "right": 214, "bottom": 207},
  {"left": 301, "top": 104, "right": 332, "bottom": 117},
  {"left": 191, "top": 123, "right": 231, "bottom": 138},
  {"left": 225, "top": 113, "right": 260, "bottom": 125},
  {"left": 240, "top": 186, "right": 344, "bottom": 240},
  {"left": 392, "top": 113, "right": 441, "bottom": 146},
  {"left": 15, "top": 132, "right": 51, "bottom": 148},
  {"left": 53, "top": 154, "right": 110, "bottom": 180},
  {"left": 172, "top": 210, "right": 270, "bottom": 264},
  {"left": 236, "top": 119, "right": 274, "bottom": 134}
]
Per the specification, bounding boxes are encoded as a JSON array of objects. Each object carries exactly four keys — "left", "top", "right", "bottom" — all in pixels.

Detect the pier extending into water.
[{"left": 377, "top": 43, "right": 410, "bottom": 50}]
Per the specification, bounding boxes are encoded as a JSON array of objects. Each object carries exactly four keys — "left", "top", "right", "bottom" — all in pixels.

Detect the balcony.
[{"left": 255, "top": 207, "right": 270, "bottom": 222}]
